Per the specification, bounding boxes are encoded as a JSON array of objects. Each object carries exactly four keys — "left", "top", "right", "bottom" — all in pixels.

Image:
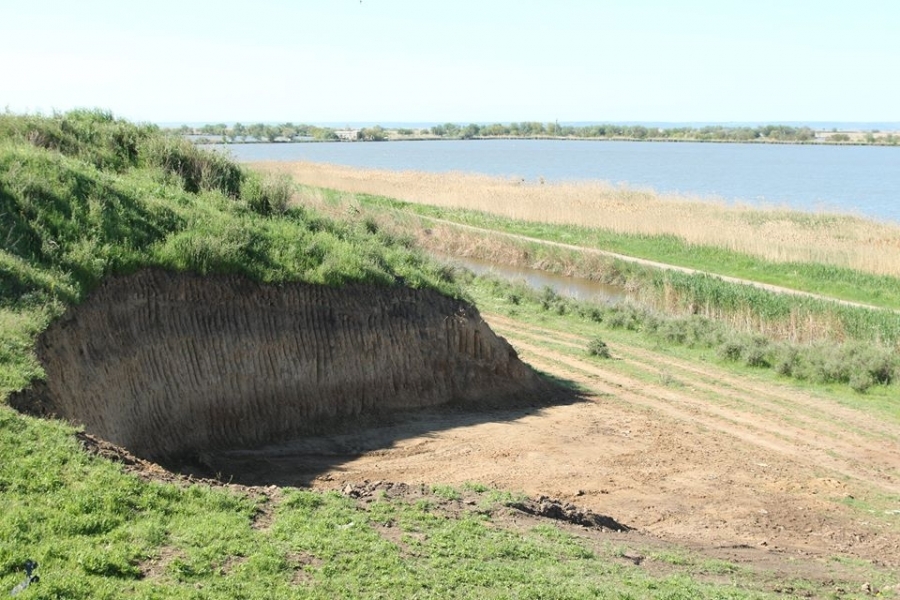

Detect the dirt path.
[
  {"left": 278, "top": 312, "right": 900, "bottom": 572},
  {"left": 417, "top": 215, "right": 896, "bottom": 312}
]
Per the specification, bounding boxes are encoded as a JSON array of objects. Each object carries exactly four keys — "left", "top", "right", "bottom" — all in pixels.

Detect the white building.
[{"left": 335, "top": 129, "right": 360, "bottom": 141}]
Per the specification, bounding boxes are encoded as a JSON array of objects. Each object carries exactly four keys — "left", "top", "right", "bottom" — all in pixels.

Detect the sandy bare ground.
[{"left": 214, "top": 312, "right": 900, "bottom": 577}]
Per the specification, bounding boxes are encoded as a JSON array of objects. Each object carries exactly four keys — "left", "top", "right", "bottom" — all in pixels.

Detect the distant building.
[{"left": 335, "top": 129, "right": 360, "bottom": 141}]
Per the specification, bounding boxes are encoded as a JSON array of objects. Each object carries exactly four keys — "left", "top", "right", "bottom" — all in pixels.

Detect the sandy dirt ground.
[{"left": 208, "top": 312, "right": 900, "bottom": 586}]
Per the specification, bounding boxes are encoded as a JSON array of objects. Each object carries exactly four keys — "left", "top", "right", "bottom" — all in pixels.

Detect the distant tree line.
[
  {"left": 175, "top": 122, "right": 339, "bottom": 142},
  {"left": 428, "top": 122, "right": 822, "bottom": 142},
  {"left": 172, "top": 122, "right": 899, "bottom": 145}
]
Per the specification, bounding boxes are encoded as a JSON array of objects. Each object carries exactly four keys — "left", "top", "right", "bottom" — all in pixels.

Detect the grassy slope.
[{"left": 0, "top": 112, "right": 893, "bottom": 598}]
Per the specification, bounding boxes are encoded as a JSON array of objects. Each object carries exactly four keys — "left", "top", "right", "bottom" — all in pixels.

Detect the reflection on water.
[{"left": 434, "top": 253, "right": 627, "bottom": 305}]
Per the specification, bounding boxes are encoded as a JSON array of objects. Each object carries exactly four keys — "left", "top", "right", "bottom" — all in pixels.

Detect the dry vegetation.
[{"left": 254, "top": 161, "right": 900, "bottom": 277}]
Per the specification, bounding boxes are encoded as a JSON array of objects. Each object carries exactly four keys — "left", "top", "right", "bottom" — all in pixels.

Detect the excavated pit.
[{"left": 11, "top": 269, "right": 546, "bottom": 461}]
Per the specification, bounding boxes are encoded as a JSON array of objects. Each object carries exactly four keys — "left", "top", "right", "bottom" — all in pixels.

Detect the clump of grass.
[
  {"left": 238, "top": 171, "right": 293, "bottom": 215},
  {"left": 141, "top": 134, "right": 243, "bottom": 197},
  {"left": 587, "top": 337, "right": 611, "bottom": 358},
  {"left": 431, "top": 485, "right": 462, "bottom": 502}
]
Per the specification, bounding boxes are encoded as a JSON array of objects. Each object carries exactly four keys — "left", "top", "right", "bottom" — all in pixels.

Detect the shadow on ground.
[{"left": 160, "top": 374, "right": 588, "bottom": 488}]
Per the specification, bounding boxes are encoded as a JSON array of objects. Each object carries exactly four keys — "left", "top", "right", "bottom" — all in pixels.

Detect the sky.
[{"left": 2, "top": 0, "right": 898, "bottom": 125}]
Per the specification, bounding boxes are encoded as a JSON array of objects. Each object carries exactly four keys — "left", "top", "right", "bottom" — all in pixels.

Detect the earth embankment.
[{"left": 11, "top": 269, "right": 542, "bottom": 459}]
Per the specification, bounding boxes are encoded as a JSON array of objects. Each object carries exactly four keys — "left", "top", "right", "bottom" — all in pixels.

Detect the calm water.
[
  {"left": 432, "top": 253, "right": 627, "bottom": 305},
  {"left": 221, "top": 140, "right": 900, "bottom": 224}
]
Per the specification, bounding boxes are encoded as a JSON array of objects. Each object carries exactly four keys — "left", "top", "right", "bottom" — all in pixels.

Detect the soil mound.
[{"left": 11, "top": 269, "right": 543, "bottom": 459}]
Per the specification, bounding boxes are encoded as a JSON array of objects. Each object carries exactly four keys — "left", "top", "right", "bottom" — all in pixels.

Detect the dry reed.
[{"left": 253, "top": 161, "right": 900, "bottom": 277}]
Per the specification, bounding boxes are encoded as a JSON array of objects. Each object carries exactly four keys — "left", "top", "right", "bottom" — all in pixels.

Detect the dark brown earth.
[{"left": 10, "top": 269, "right": 545, "bottom": 459}]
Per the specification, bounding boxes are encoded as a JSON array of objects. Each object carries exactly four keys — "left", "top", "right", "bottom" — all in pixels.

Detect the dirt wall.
[{"left": 12, "top": 270, "right": 541, "bottom": 459}]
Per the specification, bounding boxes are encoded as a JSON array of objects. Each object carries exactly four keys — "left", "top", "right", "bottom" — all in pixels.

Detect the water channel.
[{"left": 432, "top": 253, "right": 628, "bottom": 305}]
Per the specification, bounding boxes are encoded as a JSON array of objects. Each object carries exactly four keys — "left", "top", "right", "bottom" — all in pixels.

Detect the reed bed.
[{"left": 253, "top": 161, "right": 900, "bottom": 277}]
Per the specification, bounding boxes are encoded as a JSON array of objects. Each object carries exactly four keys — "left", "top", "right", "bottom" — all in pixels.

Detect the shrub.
[
  {"left": 587, "top": 337, "right": 611, "bottom": 358},
  {"left": 773, "top": 344, "right": 800, "bottom": 377},
  {"left": 717, "top": 338, "right": 744, "bottom": 362},
  {"left": 849, "top": 371, "right": 875, "bottom": 393},
  {"left": 658, "top": 319, "right": 689, "bottom": 345},
  {"left": 606, "top": 305, "right": 641, "bottom": 331},
  {"left": 240, "top": 171, "right": 293, "bottom": 216},
  {"left": 539, "top": 286, "right": 558, "bottom": 310},
  {"left": 743, "top": 336, "right": 772, "bottom": 368},
  {"left": 141, "top": 135, "right": 242, "bottom": 197}
]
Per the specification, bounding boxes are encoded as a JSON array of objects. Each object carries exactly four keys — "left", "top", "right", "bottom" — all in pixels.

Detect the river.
[{"left": 221, "top": 139, "right": 900, "bottom": 224}]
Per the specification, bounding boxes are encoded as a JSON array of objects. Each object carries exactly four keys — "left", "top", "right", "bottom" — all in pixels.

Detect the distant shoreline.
[
  {"left": 175, "top": 121, "right": 900, "bottom": 147},
  {"left": 193, "top": 135, "right": 898, "bottom": 148}
]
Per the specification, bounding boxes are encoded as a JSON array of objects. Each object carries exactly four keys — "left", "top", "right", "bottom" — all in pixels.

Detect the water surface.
[
  {"left": 222, "top": 139, "right": 900, "bottom": 223},
  {"left": 434, "top": 253, "right": 627, "bottom": 305}
]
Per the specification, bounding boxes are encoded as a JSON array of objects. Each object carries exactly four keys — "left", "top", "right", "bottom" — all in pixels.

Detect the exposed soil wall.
[{"left": 12, "top": 270, "right": 542, "bottom": 459}]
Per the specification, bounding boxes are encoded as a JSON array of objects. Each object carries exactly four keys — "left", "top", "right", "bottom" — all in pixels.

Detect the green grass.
[
  {"left": 1, "top": 407, "right": 803, "bottom": 599},
  {"left": 0, "top": 143, "right": 457, "bottom": 312}
]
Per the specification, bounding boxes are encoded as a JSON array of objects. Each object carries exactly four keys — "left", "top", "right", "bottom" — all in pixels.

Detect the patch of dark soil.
[
  {"left": 288, "top": 552, "right": 322, "bottom": 585},
  {"left": 507, "top": 495, "right": 632, "bottom": 532},
  {"left": 138, "top": 547, "right": 183, "bottom": 581}
]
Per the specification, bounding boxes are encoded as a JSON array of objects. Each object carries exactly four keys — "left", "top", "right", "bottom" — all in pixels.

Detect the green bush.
[
  {"left": 717, "top": 338, "right": 744, "bottom": 362},
  {"left": 0, "top": 109, "right": 152, "bottom": 172},
  {"left": 239, "top": 171, "right": 293, "bottom": 216},
  {"left": 140, "top": 135, "right": 242, "bottom": 197},
  {"left": 587, "top": 337, "right": 611, "bottom": 358},
  {"left": 773, "top": 344, "right": 800, "bottom": 377}
]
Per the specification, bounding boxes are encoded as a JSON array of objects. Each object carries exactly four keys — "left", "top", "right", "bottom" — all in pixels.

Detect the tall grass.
[{"left": 255, "top": 161, "right": 900, "bottom": 277}]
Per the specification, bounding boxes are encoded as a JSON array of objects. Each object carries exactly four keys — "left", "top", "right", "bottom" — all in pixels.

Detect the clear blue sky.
[{"left": 2, "top": 0, "right": 898, "bottom": 124}]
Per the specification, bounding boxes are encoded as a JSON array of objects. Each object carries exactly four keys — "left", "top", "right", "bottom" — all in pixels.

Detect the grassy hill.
[{"left": 1, "top": 111, "right": 895, "bottom": 598}]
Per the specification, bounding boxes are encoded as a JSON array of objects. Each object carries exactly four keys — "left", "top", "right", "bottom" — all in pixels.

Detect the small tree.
[
  {"left": 361, "top": 126, "right": 386, "bottom": 141},
  {"left": 460, "top": 123, "right": 480, "bottom": 139}
]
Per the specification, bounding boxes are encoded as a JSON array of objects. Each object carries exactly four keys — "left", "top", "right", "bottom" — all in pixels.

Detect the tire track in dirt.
[
  {"left": 487, "top": 312, "right": 900, "bottom": 443},
  {"left": 515, "top": 325, "right": 897, "bottom": 454},
  {"left": 486, "top": 333, "right": 900, "bottom": 562},
  {"left": 491, "top": 322, "right": 900, "bottom": 495}
]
